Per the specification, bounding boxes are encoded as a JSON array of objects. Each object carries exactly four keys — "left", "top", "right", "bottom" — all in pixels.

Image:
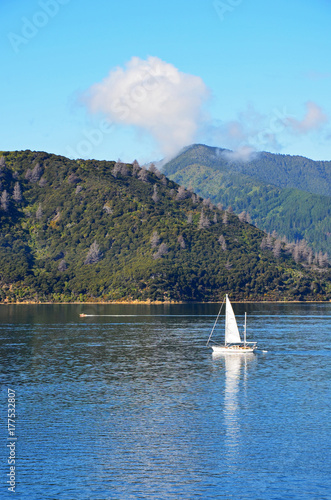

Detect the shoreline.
[{"left": 0, "top": 300, "right": 330, "bottom": 305}]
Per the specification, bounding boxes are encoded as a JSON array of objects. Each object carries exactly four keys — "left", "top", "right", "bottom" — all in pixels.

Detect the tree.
[
  {"left": 176, "top": 186, "right": 188, "bottom": 201},
  {"left": 222, "top": 211, "right": 228, "bottom": 225},
  {"left": 178, "top": 235, "right": 186, "bottom": 249},
  {"left": 293, "top": 243, "right": 301, "bottom": 263},
  {"left": 30, "top": 163, "right": 43, "bottom": 183},
  {"left": 203, "top": 198, "right": 213, "bottom": 209},
  {"left": 68, "top": 173, "right": 80, "bottom": 184},
  {"left": 149, "top": 163, "right": 161, "bottom": 177},
  {"left": 25, "top": 168, "right": 33, "bottom": 181},
  {"left": 187, "top": 213, "right": 193, "bottom": 224},
  {"left": 150, "top": 230, "right": 160, "bottom": 248},
  {"left": 138, "top": 168, "right": 149, "bottom": 183},
  {"left": 1, "top": 190, "right": 9, "bottom": 211},
  {"left": 84, "top": 241, "right": 103, "bottom": 264},
  {"left": 58, "top": 259, "right": 67, "bottom": 272},
  {"left": 191, "top": 193, "right": 198, "bottom": 204},
  {"left": 152, "top": 185, "right": 159, "bottom": 203},
  {"left": 273, "top": 239, "right": 282, "bottom": 259},
  {"left": 112, "top": 161, "right": 122, "bottom": 178},
  {"left": 213, "top": 213, "right": 218, "bottom": 224},
  {"left": 36, "top": 204, "right": 43, "bottom": 220},
  {"left": 12, "top": 182, "right": 22, "bottom": 202},
  {"left": 103, "top": 203, "right": 113, "bottom": 214},
  {"left": 198, "top": 210, "right": 210, "bottom": 229},
  {"left": 0, "top": 156, "right": 5, "bottom": 168},
  {"left": 318, "top": 251, "right": 328, "bottom": 268},
  {"left": 238, "top": 211, "right": 247, "bottom": 222},
  {"left": 153, "top": 242, "right": 168, "bottom": 259},
  {"left": 218, "top": 235, "right": 227, "bottom": 251},
  {"left": 132, "top": 160, "right": 140, "bottom": 176}
]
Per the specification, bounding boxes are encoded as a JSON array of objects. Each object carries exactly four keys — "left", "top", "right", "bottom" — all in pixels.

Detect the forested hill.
[
  {"left": 0, "top": 150, "right": 330, "bottom": 303},
  {"left": 163, "top": 144, "right": 331, "bottom": 196},
  {"left": 162, "top": 144, "right": 331, "bottom": 253}
]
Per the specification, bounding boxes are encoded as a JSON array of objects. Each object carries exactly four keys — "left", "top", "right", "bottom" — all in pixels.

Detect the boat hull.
[{"left": 211, "top": 345, "right": 256, "bottom": 353}]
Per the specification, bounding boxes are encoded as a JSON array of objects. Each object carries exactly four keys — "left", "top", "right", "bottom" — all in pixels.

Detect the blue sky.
[{"left": 1, "top": 0, "right": 331, "bottom": 162}]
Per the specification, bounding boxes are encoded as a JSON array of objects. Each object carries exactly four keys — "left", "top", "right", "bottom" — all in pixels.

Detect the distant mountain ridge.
[{"left": 162, "top": 144, "right": 331, "bottom": 253}]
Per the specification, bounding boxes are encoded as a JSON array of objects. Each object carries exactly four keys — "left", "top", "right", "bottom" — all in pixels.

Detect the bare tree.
[
  {"left": 68, "top": 173, "right": 80, "bottom": 184},
  {"left": 293, "top": 243, "right": 301, "bottom": 263},
  {"left": 187, "top": 213, "right": 193, "bottom": 224},
  {"left": 12, "top": 182, "right": 22, "bottom": 202},
  {"left": 202, "top": 198, "right": 213, "bottom": 209},
  {"left": 36, "top": 204, "right": 43, "bottom": 220},
  {"left": 0, "top": 156, "right": 5, "bottom": 168},
  {"left": 213, "top": 213, "right": 218, "bottom": 224},
  {"left": 273, "top": 239, "right": 282, "bottom": 259},
  {"left": 217, "top": 202, "right": 223, "bottom": 211},
  {"left": 153, "top": 242, "right": 168, "bottom": 259},
  {"left": 176, "top": 186, "right": 188, "bottom": 201},
  {"left": 198, "top": 210, "right": 210, "bottom": 229},
  {"left": 218, "top": 235, "right": 227, "bottom": 251},
  {"left": 260, "top": 237, "right": 268, "bottom": 250},
  {"left": 222, "top": 211, "right": 228, "bottom": 225},
  {"left": 30, "top": 163, "right": 43, "bottom": 183},
  {"left": 58, "top": 259, "right": 67, "bottom": 272},
  {"left": 191, "top": 193, "right": 199, "bottom": 205},
  {"left": 150, "top": 230, "right": 161, "bottom": 248},
  {"left": 1, "top": 190, "right": 9, "bottom": 211},
  {"left": 25, "top": 168, "right": 33, "bottom": 181},
  {"left": 149, "top": 163, "right": 161, "bottom": 177},
  {"left": 238, "top": 211, "right": 247, "bottom": 222},
  {"left": 132, "top": 160, "right": 140, "bottom": 177},
  {"left": 112, "top": 161, "right": 121, "bottom": 177},
  {"left": 84, "top": 241, "right": 103, "bottom": 265},
  {"left": 152, "top": 185, "right": 159, "bottom": 203},
  {"left": 160, "top": 175, "right": 167, "bottom": 186},
  {"left": 138, "top": 168, "right": 149, "bottom": 183},
  {"left": 103, "top": 203, "right": 113, "bottom": 214},
  {"left": 178, "top": 235, "right": 186, "bottom": 249},
  {"left": 266, "top": 233, "right": 273, "bottom": 249},
  {"left": 318, "top": 251, "right": 328, "bottom": 268},
  {"left": 307, "top": 250, "right": 313, "bottom": 266}
]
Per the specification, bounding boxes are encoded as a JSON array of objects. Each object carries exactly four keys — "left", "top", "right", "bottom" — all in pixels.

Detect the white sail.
[{"left": 225, "top": 295, "right": 242, "bottom": 344}]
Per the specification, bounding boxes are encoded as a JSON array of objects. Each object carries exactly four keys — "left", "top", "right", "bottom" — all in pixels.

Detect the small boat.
[
  {"left": 79, "top": 313, "right": 87, "bottom": 317},
  {"left": 207, "top": 294, "right": 257, "bottom": 353}
]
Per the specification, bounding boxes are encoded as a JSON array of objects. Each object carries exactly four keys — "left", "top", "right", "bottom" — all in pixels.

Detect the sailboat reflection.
[{"left": 213, "top": 352, "right": 255, "bottom": 464}]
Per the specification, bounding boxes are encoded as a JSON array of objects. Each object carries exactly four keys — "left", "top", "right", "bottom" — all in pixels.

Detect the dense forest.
[
  {"left": 163, "top": 144, "right": 331, "bottom": 254},
  {"left": 0, "top": 150, "right": 330, "bottom": 303}
]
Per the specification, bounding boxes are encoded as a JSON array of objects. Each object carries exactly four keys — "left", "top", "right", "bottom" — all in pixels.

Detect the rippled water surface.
[{"left": 0, "top": 303, "right": 330, "bottom": 499}]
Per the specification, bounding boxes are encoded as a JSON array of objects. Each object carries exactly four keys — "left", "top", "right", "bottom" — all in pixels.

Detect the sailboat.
[{"left": 207, "top": 294, "right": 257, "bottom": 353}]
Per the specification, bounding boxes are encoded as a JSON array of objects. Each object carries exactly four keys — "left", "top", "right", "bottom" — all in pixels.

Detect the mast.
[{"left": 244, "top": 312, "right": 247, "bottom": 347}]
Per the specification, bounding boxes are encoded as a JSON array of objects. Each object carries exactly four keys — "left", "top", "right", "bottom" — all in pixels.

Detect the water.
[{"left": 0, "top": 303, "right": 330, "bottom": 500}]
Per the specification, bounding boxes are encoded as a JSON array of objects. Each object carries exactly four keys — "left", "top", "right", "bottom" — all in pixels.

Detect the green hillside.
[
  {"left": 0, "top": 150, "right": 330, "bottom": 303},
  {"left": 163, "top": 144, "right": 331, "bottom": 253}
]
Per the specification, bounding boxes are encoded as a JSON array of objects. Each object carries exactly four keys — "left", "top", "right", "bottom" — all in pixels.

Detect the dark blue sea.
[{"left": 0, "top": 302, "right": 330, "bottom": 499}]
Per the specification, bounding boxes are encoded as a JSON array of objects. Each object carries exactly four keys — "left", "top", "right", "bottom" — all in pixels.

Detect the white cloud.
[
  {"left": 84, "top": 56, "right": 210, "bottom": 158},
  {"left": 202, "top": 104, "right": 287, "bottom": 156},
  {"left": 222, "top": 145, "right": 257, "bottom": 163},
  {"left": 286, "top": 101, "right": 328, "bottom": 134}
]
